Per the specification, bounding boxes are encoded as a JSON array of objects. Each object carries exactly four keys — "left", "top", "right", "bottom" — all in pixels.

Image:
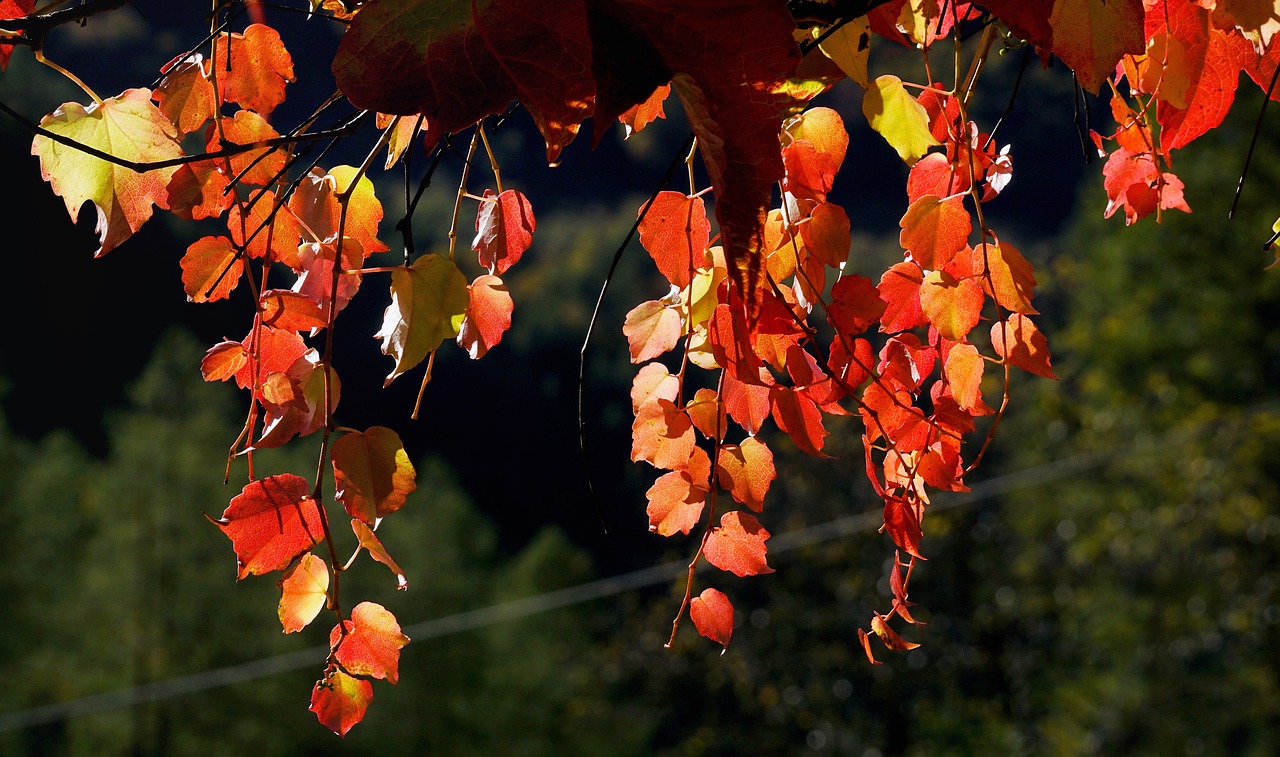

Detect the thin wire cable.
[{"left": 0, "top": 403, "right": 1272, "bottom": 732}]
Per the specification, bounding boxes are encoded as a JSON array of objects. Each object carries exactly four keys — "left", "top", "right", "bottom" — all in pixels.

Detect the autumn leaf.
[
  {"left": 899, "top": 195, "right": 971, "bottom": 270},
  {"left": 770, "top": 386, "right": 828, "bottom": 457},
  {"left": 871, "top": 612, "right": 921, "bottom": 651},
  {"left": 619, "top": 83, "right": 670, "bottom": 137},
  {"left": 207, "top": 109, "right": 284, "bottom": 187},
  {"left": 458, "top": 274, "right": 514, "bottom": 359},
  {"left": 210, "top": 23, "right": 295, "bottom": 116},
  {"left": 0, "top": 0, "right": 33, "bottom": 71},
  {"left": 330, "top": 602, "right": 410, "bottom": 684},
  {"left": 631, "top": 362, "right": 680, "bottom": 414},
  {"left": 646, "top": 447, "right": 711, "bottom": 536},
  {"left": 233, "top": 326, "right": 308, "bottom": 395},
  {"left": 623, "top": 299, "right": 684, "bottom": 363},
  {"left": 878, "top": 262, "right": 926, "bottom": 333},
  {"left": 690, "top": 588, "right": 734, "bottom": 649},
  {"left": 828, "top": 274, "right": 887, "bottom": 335},
  {"left": 32, "top": 88, "right": 183, "bottom": 256},
  {"left": 334, "top": 0, "right": 802, "bottom": 313},
  {"left": 704, "top": 511, "right": 773, "bottom": 577},
  {"left": 473, "top": 189, "right": 535, "bottom": 275},
  {"left": 310, "top": 669, "right": 373, "bottom": 737},
  {"left": 351, "top": 519, "right": 408, "bottom": 590},
  {"left": 721, "top": 370, "right": 772, "bottom": 436},
  {"left": 329, "top": 165, "right": 390, "bottom": 255},
  {"left": 883, "top": 495, "right": 924, "bottom": 558},
  {"left": 211, "top": 474, "right": 324, "bottom": 580},
  {"left": 863, "top": 75, "right": 939, "bottom": 165},
  {"left": 332, "top": 426, "right": 417, "bottom": 524},
  {"left": 256, "top": 350, "right": 340, "bottom": 449},
  {"left": 943, "top": 341, "right": 988, "bottom": 414},
  {"left": 918, "top": 270, "right": 984, "bottom": 342},
  {"left": 632, "top": 398, "right": 696, "bottom": 471},
  {"left": 376, "top": 254, "right": 470, "bottom": 383},
  {"left": 278, "top": 553, "right": 329, "bottom": 634},
  {"left": 817, "top": 16, "right": 872, "bottom": 88},
  {"left": 991, "top": 314, "right": 1057, "bottom": 379},
  {"left": 201, "top": 340, "right": 247, "bottom": 382},
  {"left": 165, "top": 159, "right": 232, "bottom": 222},
  {"left": 180, "top": 236, "right": 242, "bottom": 303},
  {"left": 260, "top": 290, "right": 329, "bottom": 333},
  {"left": 716, "top": 437, "right": 775, "bottom": 512},
  {"left": 982, "top": 0, "right": 1145, "bottom": 92},
  {"left": 637, "top": 191, "right": 712, "bottom": 289},
  {"left": 152, "top": 53, "right": 216, "bottom": 135}
]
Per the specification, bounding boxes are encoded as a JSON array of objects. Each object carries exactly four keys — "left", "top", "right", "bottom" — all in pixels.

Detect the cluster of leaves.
[{"left": 4, "top": 0, "right": 1280, "bottom": 737}]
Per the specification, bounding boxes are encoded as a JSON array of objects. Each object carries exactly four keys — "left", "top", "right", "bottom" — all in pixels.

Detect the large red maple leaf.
[{"left": 333, "top": 0, "right": 802, "bottom": 310}]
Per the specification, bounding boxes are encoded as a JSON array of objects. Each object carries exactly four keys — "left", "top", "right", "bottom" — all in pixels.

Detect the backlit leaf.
[
  {"left": 862, "top": 75, "right": 940, "bottom": 165},
  {"left": 473, "top": 189, "right": 535, "bottom": 275},
  {"left": 211, "top": 474, "right": 324, "bottom": 580},
  {"left": 638, "top": 191, "right": 712, "bottom": 289},
  {"left": 918, "top": 270, "right": 983, "bottom": 342},
  {"left": 623, "top": 299, "right": 684, "bottom": 363},
  {"left": 690, "top": 588, "right": 734, "bottom": 649},
  {"left": 716, "top": 437, "right": 775, "bottom": 512},
  {"left": 332, "top": 426, "right": 417, "bottom": 524},
  {"left": 180, "top": 236, "right": 242, "bottom": 303},
  {"left": 817, "top": 16, "right": 871, "bottom": 88},
  {"left": 871, "top": 612, "right": 921, "bottom": 651},
  {"left": 310, "top": 669, "right": 372, "bottom": 737},
  {"left": 152, "top": 53, "right": 215, "bottom": 135},
  {"left": 376, "top": 254, "right": 470, "bottom": 383},
  {"left": 32, "top": 88, "right": 183, "bottom": 256},
  {"left": 206, "top": 109, "right": 284, "bottom": 187},
  {"left": 457, "top": 274, "right": 514, "bottom": 359},
  {"left": 991, "top": 314, "right": 1057, "bottom": 379},
  {"left": 646, "top": 446, "right": 711, "bottom": 536},
  {"left": 899, "top": 195, "right": 971, "bottom": 271},
  {"left": 330, "top": 602, "right": 410, "bottom": 684},
  {"left": 210, "top": 23, "right": 295, "bottom": 116},
  {"left": 704, "top": 511, "right": 773, "bottom": 577},
  {"left": 278, "top": 553, "right": 329, "bottom": 634},
  {"left": 351, "top": 519, "right": 408, "bottom": 590}
]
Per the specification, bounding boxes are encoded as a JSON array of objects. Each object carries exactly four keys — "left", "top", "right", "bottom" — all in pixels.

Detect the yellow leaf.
[
  {"left": 376, "top": 254, "right": 469, "bottom": 383},
  {"left": 862, "top": 75, "right": 939, "bottom": 165},
  {"left": 817, "top": 18, "right": 871, "bottom": 88}
]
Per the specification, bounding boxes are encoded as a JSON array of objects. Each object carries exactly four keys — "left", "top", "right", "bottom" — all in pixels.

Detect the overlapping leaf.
[
  {"left": 278, "top": 553, "right": 329, "bottom": 634},
  {"left": 329, "top": 602, "right": 410, "bottom": 684},
  {"left": 212, "top": 474, "right": 324, "bottom": 579},
  {"left": 332, "top": 426, "right": 416, "bottom": 524},
  {"left": 376, "top": 254, "right": 470, "bottom": 383},
  {"left": 32, "top": 88, "right": 184, "bottom": 256}
]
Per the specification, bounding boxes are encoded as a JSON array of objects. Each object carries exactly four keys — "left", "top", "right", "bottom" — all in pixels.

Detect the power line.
[{"left": 0, "top": 405, "right": 1268, "bottom": 733}]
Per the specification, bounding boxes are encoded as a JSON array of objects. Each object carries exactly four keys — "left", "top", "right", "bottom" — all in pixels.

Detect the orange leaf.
[
  {"left": 260, "top": 289, "right": 329, "bottom": 333},
  {"left": 0, "top": 0, "right": 33, "bottom": 71},
  {"left": 637, "top": 191, "right": 712, "bottom": 289},
  {"left": 858, "top": 627, "right": 882, "bottom": 665},
  {"left": 351, "top": 519, "right": 409, "bottom": 590},
  {"left": 798, "top": 202, "right": 851, "bottom": 267},
  {"left": 716, "top": 437, "right": 775, "bottom": 512},
  {"left": 619, "top": 83, "right": 670, "bottom": 137},
  {"left": 233, "top": 326, "right": 308, "bottom": 395},
  {"left": 32, "top": 88, "right": 183, "bottom": 256},
  {"left": 967, "top": 241, "right": 1038, "bottom": 315},
  {"left": 918, "top": 270, "right": 984, "bottom": 342},
  {"left": 201, "top": 340, "right": 248, "bottom": 382},
  {"left": 646, "top": 447, "right": 711, "bottom": 536},
  {"left": 690, "top": 588, "right": 734, "bottom": 649},
  {"left": 871, "top": 612, "right": 921, "bottom": 651},
  {"left": 329, "top": 166, "right": 390, "bottom": 255},
  {"left": 458, "top": 274, "right": 514, "bottom": 359},
  {"left": 685, "top": 388, "right": 725, "bottom": 440},
  {"left": 256, "top": 350, "right": 340, "bottom": 449},
  {"left": 1048, "top": 0, "right": 1145, "bottom": 92},
  {"left": 330, "top": 602, "right": 410, "bottom": 684},
  {"left": 211, "top": 23, "right": 295, "bottom": 116},
  {"left": 165, "top": 159, "right": 232, "bottom": 222},
  {"left": 310, "top": 669, "right": 372, "bottom": 737},
  {"left": 991, "top": 314, "right": 1057, "bottom": 379},
  {"left": 278, "top": 553, "right": 329, "bottom": 634},
  {"left": 943, "top": 341, "right": 988, "bottom": 414},
  {"left": 770, "top": 386, "right": 828, "bottom": 457},
  {"left": 180, "top": 236, "right": 242, "bottom": 303},
  {"left": 207, "top": 110, "right": 284, "bottom": 187},
  {"left": 473, "top": 189, "right": 535, "bottom": 275},
  {"left": 632, "top": 398, "right": 696, "bottom": 471},
  {"left": 899, "top": 194, "right": 971, "bottom": 271},
  {"left": 721, "top": 370, "right": 772, "bottom": 436},
  {"left": 228, "top": 190, "right": 303, "bottom": 264},
  {"left": 332, "top": 426, "right": 417, "bottom": 524},
  {"left": 212, "top": 474, "right": 324, "bottom": 580},
  {"left": 630, "top": 362, "right": 680, "bottom": 414},
  {"left": 878, "top": 262, "right": 926, "bottom": 333},
  {"left": 704, "top": 511, "right": 773, "bottom": 577},
  {"left": 623, "top": 299, "right": 684, "bottom": 363},
  {"left": 152, "top": 53, "right": 215, "bottom": 135}
]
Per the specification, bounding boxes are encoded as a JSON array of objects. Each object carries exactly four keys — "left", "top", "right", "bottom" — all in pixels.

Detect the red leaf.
[
  {"left": 164, "top": 160, "right": 232, "bottom": 222},
  {"left": 473, "top": 189, "right": 535, "bottom": 275},
  {"left": 260, "top": 290, "right": 329, "bottom": 333},
  {"left": 646, "top": 447, "right": 711, "bottom": 536},
  {"left": 770, "top": 386, "right": 829, "bottom": 457},
  {"left": 632, "top": 398, "right": 696, "bottom": 471},
  {"left": 690, "top": 588, "right": 734, "bottom": 648},
  {"left": 234, "top": 326, "right": 308, "bottom": 395},
  {"left": 619, "top": 83, "right": 670, "bottom": 137},
  {"left": 899, "top": 194, "right": 971, "bottom": 271},
  {"left": 991, "top": 314, "right": 1058, "bottom": 379},
  {"left": 206, "top": 110, "right": 284, "bottom": 187},
  {"left": 331, "top": 427, "right": 417, "bottom": 525},
  {"left": 716, "top": 437, "right": 775, "bottom": 512},
  {"left": 330, "top": 602, "right": 410, "bottom": 685},
  {"left": 201, "top": 340, "right": 247, "bottom": 382},
  {"left": 704, "top": 511, "right": 773, "bottom": 577},
  {"left": 685, "top": 388, "right": 725, "bottom": 441},
  {"left": 721, "top": 369, "right": 772, "bottom": 435},
  {"left": 180, "top": 236, "right": 242, "bottom": 303},
  {"left": 917, "top": 270, "right": 984, "bottom": 342},
  {"left": 310, "top": 669, "right": 373, "bottom": 737},
  {"left": 458, "top": 274, "right": 514, "bottom": 359},
  {"left": 212, "top": 474, "right": 324, "bottom": 579},
  {"left": 0, "top": 0, "right": 34, "bottom": 71},
  {"left": 637, "top": 191, "right": 712, "bottom": 288},
  {"left": 883, "top": 495, "right": 924, "bottom": 559},
  {"left": 878, "top": 262, "right": 926, "bottom": 333},
  {"left": 210, "top": 23, "right": 295, "bottom": 116},
  {"left": 828, "top": 274, "right": 887, "bottom": 335}
]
